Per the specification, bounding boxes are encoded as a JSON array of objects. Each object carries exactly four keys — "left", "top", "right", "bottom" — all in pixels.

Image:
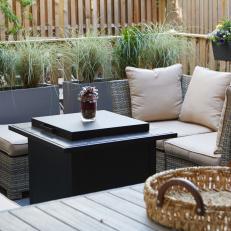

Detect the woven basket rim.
[{"left": 145, "top": 166, "right": 231, "bottom": 210}]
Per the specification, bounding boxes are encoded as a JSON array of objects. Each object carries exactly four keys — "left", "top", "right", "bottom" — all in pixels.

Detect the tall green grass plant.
[
  {"left": 14, "top": 41, "right": 58, "bottom": 88},
  {"left": 61, "top": 35, "right": 115, "bottom": 83},
  {"left": 114, "top": 24, "right": 191, "bottom": 77},
  {"left": 0, "top": 46, "right": 18, "bottom": 87}
]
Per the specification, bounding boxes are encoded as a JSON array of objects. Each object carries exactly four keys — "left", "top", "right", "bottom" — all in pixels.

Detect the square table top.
[
  {"left": 31, "top": 110, "right": 149, "bottom": 140},
  {"left": 9, "top": 111, "right": 177, "bottom": 150}
]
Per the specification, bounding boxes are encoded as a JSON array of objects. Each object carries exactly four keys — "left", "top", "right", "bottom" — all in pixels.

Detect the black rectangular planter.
[
  {"left": 0, "top": 85, "right": 60, "bottom": 124},
  {"left": 212, "top": 42, "right": 231, "bottom": 61}
]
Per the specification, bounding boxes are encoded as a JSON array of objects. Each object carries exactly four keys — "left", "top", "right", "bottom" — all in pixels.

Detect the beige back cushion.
[
  {"left": 179, "top": 66, "right": 231, "bottom": 131},
  {"left": 126, "top": 64, "right": 183, "bottom": 121}
]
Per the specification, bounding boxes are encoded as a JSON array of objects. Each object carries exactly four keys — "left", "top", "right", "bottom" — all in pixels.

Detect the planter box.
[
  {"left": 0, "top": 85, "right": 60, "bottom": 124},
  {"left": 63, "top": 81, "right": 113, "bottom": 114},
  {"left": 212, "top": 42, "right": 231, "bottom": 61}
]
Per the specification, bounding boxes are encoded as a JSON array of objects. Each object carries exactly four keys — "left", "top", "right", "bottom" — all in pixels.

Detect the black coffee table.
[{"left": 9, "top": 111, "right": 177, "bottom": 203}]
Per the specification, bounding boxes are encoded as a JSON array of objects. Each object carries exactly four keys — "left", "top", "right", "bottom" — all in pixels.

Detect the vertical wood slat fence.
[
  {"left": 174, "top": 0, "right": 231, "bottom": 34},
  {"left": 0, "top": 0, "right": 165, "bottom": 40}
]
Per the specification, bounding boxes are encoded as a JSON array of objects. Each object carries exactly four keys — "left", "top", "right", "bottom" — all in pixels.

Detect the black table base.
[{"left": 29, "top": 135, "right": 155, "bottom": 203}]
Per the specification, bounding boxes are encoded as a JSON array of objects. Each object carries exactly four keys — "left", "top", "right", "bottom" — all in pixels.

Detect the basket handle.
[{"left": 156, "top": 178, "right": 205, "bottom": 216}]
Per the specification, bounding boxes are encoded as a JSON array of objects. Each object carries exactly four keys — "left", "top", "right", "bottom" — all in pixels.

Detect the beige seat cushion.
[
  {"left": 164, "top": 132, "right": 220, "bottom": 166},
  {"left": 126, "top": 64, "right": 183, "bottom": 121},
  {"left": 0, "top": 125, "right": 28, "bottom": 157},
  {"left": 0, "top": 193, "right": 20, "bottom": 211},
  {"left": 179, "top": 66, "right": 231, "bottom": 131},
  {"left": 149, "top": 120, "right": 213, "bottom": 150}
]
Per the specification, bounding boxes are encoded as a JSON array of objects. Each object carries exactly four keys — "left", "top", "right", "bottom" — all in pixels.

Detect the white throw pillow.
[
  {"left": 179, "top": 66, "right": 231, "bottom": 131},
  {"left": 126, "top": 64, "right": 183, "bottom": 121}
]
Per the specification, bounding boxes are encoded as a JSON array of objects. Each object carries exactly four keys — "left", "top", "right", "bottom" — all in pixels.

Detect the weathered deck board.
[
  {"left": 64, "top": 197, "right": 153, "bottom": 231},
  {"left": 0, "top": 212, "right": 36, "bottom": 231},
  {"left": 87, "top": 192, "right": 158, "bottom": 229},
  {"left": 11, "top": 207, "right": 75, "bottom": 231},
  {"left": 0, "top": 184, "right": 170, "bottom": 231},
  {"left": 109, "top": 187, "right": 145, "bottom": 207},
  {"left": 37, "top": 201, "right": 115, "bottom": 231},
  {"left": 130, "top": 183, "right": 144, "bottom": 193}
]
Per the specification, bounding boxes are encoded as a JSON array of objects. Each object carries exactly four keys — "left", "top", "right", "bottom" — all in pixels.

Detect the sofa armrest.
[
  {"left": 215, "top": 86, "right": 231, "bottom": 165},
  {"left": 110, "top": 80, "right": 132, "bottom": 117}
]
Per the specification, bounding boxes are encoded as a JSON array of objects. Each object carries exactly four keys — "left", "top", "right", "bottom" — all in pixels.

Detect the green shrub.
[
  {"left": 15, "top": 41, "right": 58, "bottom": 88},
  {"left": 61, "top": 35, "right": 115, "bottom": 83},
  {"left": 114, "top": 25, "right": 144, "bottom": 77},
  {"left": 140, "top": 24, "right": 191, "bottom": 68},
  {"left": 114, "top": 24, "right": 191, "bottom": 77},
  {"left": 0, "top": 46, "right": 18, "bottom": 87}
]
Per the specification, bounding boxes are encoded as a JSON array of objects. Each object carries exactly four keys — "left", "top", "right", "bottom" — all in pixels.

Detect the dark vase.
[
  {"left": 79, "top": 86, "right": 98, "bottom": 122},
  {"left": 80, "top": 99, "right": 97, "bottom": 121},
  {"left": 212, "top": 41, "right": 231, "bottom": 61}
]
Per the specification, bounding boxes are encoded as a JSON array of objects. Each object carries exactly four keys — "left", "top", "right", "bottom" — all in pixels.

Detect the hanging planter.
[
  {"left": 209, "top": 19, "right": 231, "bottom": 61},
  {"left": 212, "top": 41, "right": 231, "bottom": 61}
]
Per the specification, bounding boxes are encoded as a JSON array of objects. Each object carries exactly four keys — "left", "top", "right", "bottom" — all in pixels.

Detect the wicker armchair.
[{"left": 109, "top": 76, "right": 231, "bottom": 172}]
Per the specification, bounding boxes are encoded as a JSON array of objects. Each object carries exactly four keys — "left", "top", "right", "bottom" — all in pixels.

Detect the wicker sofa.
[
  {"left": 1, "top": 76, "right": 230, "bottom": 200},
  {"left": 107, "top": 75, "right": 231, "bottom": 172}
]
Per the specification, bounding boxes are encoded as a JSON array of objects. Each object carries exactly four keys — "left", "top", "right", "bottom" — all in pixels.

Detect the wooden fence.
[
  {"left": 1, "top": 0, "right": 231, "bottom": 40},
  {"left": 0, "top": 0, "right": 166, "bottom": 40},
  {"left": 174, "top": 0, "right": 231, "bottom": 34},
  {"left": 178, "top": 33, "right": 231, "bottom": 75}
]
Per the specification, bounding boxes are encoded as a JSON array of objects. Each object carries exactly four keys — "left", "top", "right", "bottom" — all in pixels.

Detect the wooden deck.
[{"left": 0, "top": 184, "right": 169, "bottom": 231}]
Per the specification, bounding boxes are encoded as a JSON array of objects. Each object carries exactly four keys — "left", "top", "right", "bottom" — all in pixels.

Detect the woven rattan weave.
[{"left": 144, "top": 166, "right": 231, "bottom": 231}]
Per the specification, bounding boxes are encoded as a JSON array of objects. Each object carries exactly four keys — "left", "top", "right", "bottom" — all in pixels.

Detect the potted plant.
[
  {"left": 62, "top": 35, "right": 117, "bottom": 114},
  {"left": 209, "top": 19, "right": 231, "bottom": 61},
  {"left": 0, "top": 46, "right": 18, "bottom": 88},
  {"left": 114, "top": 25, "right": 144, "bottom": 78},
  {"left": 114, "top": 24, "right": 191, "bottom": 77},
  {"left": 0, "top": 41, "right": 60, "bottom": 124},
  {"left": 61, "top": 35, "right": 115, "bottom": 82}
]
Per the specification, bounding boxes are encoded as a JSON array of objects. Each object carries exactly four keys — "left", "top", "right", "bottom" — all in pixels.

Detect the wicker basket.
[{"left": 144, "top": 166, "right": 231, "bottom": 231}]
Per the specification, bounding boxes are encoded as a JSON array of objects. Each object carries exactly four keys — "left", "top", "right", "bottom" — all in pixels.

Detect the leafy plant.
[
  {"left": 114, "top": 25, "right": 144, "bottom": 77},
  {"left": 62, "top": 35, "right": 115, "bottom": 83},
  {"left": 209, "top": 19, "right": 231, "bottom": 45},
  {"left": 114, "top": 24, "right": 191, "bottom": 77},
  {"left": 14, "top": 41, "right": 57, "bottom": 88},
  {"left": 139, "top": 24, "right": 190, "bottom": 68},
  {"left": 0, "top": 46, "right": 18, "bottom": 87}
]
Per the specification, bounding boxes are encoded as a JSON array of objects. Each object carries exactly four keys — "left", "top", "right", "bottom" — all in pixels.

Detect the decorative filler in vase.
[
  {"left": 79, "top": 86, "right": 98, "bottom": 122},
  {"left": 209, "top": 19, "right": 231, "bottom": 61}
]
